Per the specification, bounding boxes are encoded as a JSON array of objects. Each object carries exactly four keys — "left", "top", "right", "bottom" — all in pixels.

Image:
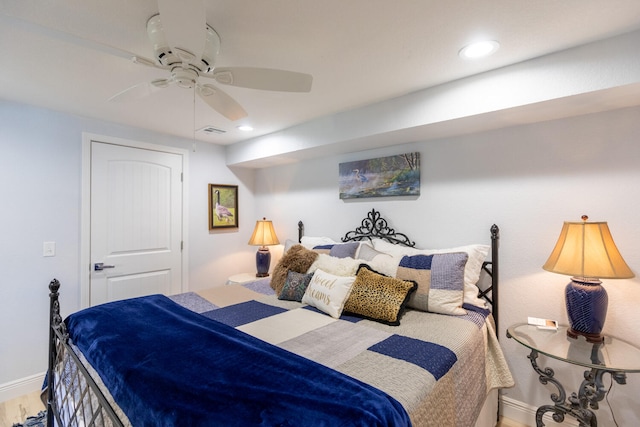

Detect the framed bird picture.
[{"left": 209, "top": 184, "right": 238, "bottom": 229}]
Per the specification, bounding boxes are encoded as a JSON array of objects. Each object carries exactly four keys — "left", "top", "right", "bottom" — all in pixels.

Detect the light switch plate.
[{"left": 43, "top": 241, "right": 56, "bottom": 257}]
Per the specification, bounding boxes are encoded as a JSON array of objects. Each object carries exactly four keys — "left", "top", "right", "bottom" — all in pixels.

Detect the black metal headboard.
[
  {"left": 341, "top": 209, "right": 415, "bottom": 247},
  {"left": 297, "top": 209, "right": 500, "bottom": 331}
]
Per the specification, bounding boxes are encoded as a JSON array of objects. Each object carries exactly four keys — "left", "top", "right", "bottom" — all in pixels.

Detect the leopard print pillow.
[{"left": 343, "top": 264, "right": 417, "bottom": 326}]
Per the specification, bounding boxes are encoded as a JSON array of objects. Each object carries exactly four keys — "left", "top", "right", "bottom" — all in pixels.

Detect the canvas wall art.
[{"left": 339, "top": 152, "right": 420, "bottom": 199}]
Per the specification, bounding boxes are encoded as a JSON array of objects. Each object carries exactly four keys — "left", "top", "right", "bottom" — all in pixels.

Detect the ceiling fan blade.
[
  {"left": 211, "top": 67, "right": 313, "bottom": 92},
  {"left": 0, "top": 13, "right": 159, "bottom": 67},
  {"left": 197, "top": 84, "right": 247, "bottom": 121},
  {"left": 107, "top": 82, "right": 163, "bottom": 103},
  {"left": 157, "top": 0, "right": 206, "bottom": 61}
]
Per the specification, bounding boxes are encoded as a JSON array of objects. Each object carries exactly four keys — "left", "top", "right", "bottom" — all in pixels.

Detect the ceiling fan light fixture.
[
  {"left": 459, "top": 40, "right": 500, "bottom": 59},
  {"left": 201, "top": 25, "right": 221, "bottom": 73},
  {"left": 147, "top": 14, "right": 176, "bottom": 66}
]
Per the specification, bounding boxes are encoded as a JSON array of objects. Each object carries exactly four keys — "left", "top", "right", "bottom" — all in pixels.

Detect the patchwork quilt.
[
  {"left": 176, "top": 280, "right": 514, "bottom": 426},
  {"left": 60, "top": 279, "right": 514, "bottom": 427}
]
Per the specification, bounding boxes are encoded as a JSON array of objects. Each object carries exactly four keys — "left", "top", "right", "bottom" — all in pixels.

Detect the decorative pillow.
[
  {"left": 307, "top": 253, "right": 362, "bottom": 277},
  {"left": 271, "top": 245, "right": 319, "bottom": 295},
  {"left": 278, "top": 270, "right": 314, "bottom": 302},
  {"left": 343, "top": 264, "right": 417, "bottom": 326},
  {"left": 301, "top": 269, "right": 356, "bottom": 318},
  {"left": 373, "top": 240, "right": 490, "bottom": 308},
  {"left": 424, "top": 245, "right": 489, "bottom": 309},
  {"left": 357, "top": 243, "right": 385, "bottom": 261},
  {"left": 396, "top": 252, "right": 468, "bottom": 315},
  {"left": 312, "top": 242, "right": 360, "bottom": 259},
  {"left": 364, "top": 253, "right": 401, "bottom": 277},
  {"left": 300, "top": 236, "right": 338, "bottom": 249}
]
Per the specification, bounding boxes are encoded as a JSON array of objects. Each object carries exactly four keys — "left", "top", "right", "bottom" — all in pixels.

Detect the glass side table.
[{"left": 507, "top": 323, "right": 640, "bottom": 427}]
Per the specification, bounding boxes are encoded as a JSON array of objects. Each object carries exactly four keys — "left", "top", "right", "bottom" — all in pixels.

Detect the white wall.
[
  {"left": 253, "top": 106, "right": 640, "bottom": 426},
  {"left": 2, "top": 98, "right": 639, "bottom": 425},
  {"left": 0, "top": 100, "right": 256, "bottom": 398}
]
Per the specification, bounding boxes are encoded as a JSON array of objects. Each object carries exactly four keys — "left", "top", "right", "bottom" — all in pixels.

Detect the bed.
[{"left": 45, "top": 209, "right": 514, "bottom": 426}]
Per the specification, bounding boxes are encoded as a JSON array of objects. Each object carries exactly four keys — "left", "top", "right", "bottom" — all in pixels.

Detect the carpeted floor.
[{"left": 12, "top": 410, "right": 46, "bottom": 427}]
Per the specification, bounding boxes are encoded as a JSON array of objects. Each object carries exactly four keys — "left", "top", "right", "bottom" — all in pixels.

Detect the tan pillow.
[{"left": 271, "top": 245, "right": 318, "bottom": 295}]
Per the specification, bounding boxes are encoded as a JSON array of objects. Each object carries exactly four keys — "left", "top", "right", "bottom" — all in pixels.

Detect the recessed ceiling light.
[
  {"left": 459, "top": 40, "right": 500, "bottom": 59},
  {"left": 237, "top": 125, "right": 253, "bottom": 131}
]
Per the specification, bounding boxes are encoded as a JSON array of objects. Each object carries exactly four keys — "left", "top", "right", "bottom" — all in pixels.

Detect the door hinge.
[
  {"left": 181, "top": 241, "right": 184, "bottom": 251},
  {"left": 181, "top": 172, "right": 183, "bottom": 182}
]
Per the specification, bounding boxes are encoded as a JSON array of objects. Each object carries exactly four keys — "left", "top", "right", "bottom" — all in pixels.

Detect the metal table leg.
[{"left": 527, "top": 349, "right": 626, "bottom": 427}]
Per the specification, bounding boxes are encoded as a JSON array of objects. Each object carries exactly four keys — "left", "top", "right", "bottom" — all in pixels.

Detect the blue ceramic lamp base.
[
  {"left": 255, "top": 247, "right": 271, "bottom": 278},
  {"left": 565, "top": 277, "right": 607, "bottom": 343}
]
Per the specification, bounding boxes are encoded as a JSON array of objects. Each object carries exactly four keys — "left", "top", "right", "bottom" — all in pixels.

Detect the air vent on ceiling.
[{"left": 197, "top": 125, "right": 226, "bottom": 135}]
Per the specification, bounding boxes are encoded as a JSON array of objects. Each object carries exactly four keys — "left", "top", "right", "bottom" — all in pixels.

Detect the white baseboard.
[
  {"left": 502, "top": 396, "right": 579, "bottom": 427},
  {"left": 0, "top": 372, "right": 46, "bottom": 403}
]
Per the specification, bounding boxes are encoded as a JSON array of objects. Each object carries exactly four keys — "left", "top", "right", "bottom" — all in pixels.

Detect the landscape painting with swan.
[{"left": 339, "top": 152, "right": 420, "bottom": 199}]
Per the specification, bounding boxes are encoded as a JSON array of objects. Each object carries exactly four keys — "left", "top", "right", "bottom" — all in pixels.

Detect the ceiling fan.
[{"left": 109, "top": 0, "right": 313, "bottom": 121}]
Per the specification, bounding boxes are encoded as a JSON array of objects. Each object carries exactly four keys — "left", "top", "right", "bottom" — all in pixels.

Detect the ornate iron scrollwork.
[
  {"left": 341, "top": 209, "right": 416, "bottom": 247},
  {"left": 526, "top": 348, "right": 626, "bottom": 427}
]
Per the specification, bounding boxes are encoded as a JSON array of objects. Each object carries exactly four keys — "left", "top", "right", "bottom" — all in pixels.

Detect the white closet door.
[{"left": 90, "top": 141, "right": 183, "bottom": 306}]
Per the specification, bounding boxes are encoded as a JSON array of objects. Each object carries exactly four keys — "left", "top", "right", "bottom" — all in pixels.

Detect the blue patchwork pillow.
[
  {"left": 395, "top": 252, "right": 468, "bottom": 315},
  {"left": 312, "top": 242, "right": 360, "bottom": 258},
  {"left": 278, "top": 270, "right": 314, "bottom": 302}
]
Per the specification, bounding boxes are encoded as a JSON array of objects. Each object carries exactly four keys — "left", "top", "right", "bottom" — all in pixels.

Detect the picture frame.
[
  {"left": 209, "top": 184, "right": 238, "bottom": 229},
  {"left": 339, "top": 152, "right": 420, "bottom": 199}
]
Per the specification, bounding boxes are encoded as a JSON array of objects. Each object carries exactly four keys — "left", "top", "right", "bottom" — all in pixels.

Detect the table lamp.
[
  {"left": 543, "top": 215, "right": 634, "bottom": 343},
  {"left": 248, "top": 218, "right": 280, "bottom": 277}
]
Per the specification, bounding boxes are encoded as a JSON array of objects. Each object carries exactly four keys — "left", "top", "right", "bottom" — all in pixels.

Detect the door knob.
[{"left": 94, "top": 262, "right": 115, "bottom": 271}]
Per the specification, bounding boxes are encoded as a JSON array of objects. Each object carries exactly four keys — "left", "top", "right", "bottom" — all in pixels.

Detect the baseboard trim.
[
  {"left": 502, "top": 396, "right": 579, "bottom": 427},
  {"left": 0, "top": 372, "right": 45, "bottom": 403}
]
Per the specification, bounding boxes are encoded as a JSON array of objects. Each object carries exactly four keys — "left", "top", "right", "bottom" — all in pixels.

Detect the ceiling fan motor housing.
[
  {"left": 147, "top": 14, "right": 220, "bottom": 74},
  {"left": 172, "top": 67, "right": 198, "bottom": 89}
]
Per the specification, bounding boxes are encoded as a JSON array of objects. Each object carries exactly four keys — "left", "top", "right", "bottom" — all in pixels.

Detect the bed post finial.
[
  {"left": 490, "top": 224, "right": 499, "bottom": 240},
  {"left": 49, "top": 278, "right": 60, "bottom": 295}
]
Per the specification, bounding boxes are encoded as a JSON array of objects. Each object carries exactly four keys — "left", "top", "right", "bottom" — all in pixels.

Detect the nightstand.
[
  {"left": 507, "top": 323, "right": 640, "bottom": 427},
  {"left": 226, "top": 272, "right": 261, "bottom": 285}
]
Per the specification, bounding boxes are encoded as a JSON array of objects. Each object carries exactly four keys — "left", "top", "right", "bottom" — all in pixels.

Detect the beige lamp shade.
[
  {"left": 248, "top": 218, "right": 280, "bottom": 247},
  {"left": 543, "top": 218, "right": 634, "bottom": 279}
]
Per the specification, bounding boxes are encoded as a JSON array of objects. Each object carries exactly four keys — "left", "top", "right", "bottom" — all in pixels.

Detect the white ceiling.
[{"left": 2, "top": 1, "right": 640, "bottom": 146}]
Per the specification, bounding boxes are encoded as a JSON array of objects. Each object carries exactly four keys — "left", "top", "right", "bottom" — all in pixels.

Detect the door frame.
[{"left": 80, "top": 132, "right": 189, "bottom": 308}]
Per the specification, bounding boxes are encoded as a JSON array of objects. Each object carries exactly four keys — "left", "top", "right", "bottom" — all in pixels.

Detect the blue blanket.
[{"left": 65, "top": 295, "right": 411, "bottom": 427}]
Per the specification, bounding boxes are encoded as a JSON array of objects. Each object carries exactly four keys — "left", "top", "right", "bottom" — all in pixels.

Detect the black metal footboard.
[{"left": 46, "top": 279, "right": 124, "bottom": 427}]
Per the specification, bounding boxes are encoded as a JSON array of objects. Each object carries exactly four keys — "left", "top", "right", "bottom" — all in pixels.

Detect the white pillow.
[
  {"left": 372, "top": 240, "right": 490, "bottom": 308},
  {"left": 283, "top": 239, "right": 298, "bottom": 254},
  {"left": 301, "top": 269, "right": 356, "bottom": 318},
  {"left": 370, "top": 239, "right": 417, "bottom": 257},
  {"left": 366, "top": 253, "right": 401, "bottom": 277},
  {"left": 307, "top": 253, "right": 361, "bottom": 277},
  {"left": 300, "top": 236, "right": 338, "bottom": 249}
]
